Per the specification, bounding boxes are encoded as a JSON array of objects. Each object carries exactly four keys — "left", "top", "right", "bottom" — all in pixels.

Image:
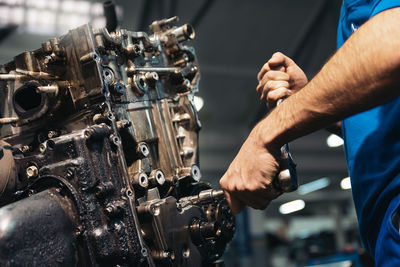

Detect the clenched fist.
[
  {"left": 219, "top": 124, "right": 283, "bottom": 214},
  {"left": 257, "top": 52, "right": 308, "bottom": 108}
]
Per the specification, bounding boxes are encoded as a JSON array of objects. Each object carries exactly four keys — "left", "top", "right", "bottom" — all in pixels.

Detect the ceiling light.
[
  {"left": 340, "top": 176, "right": 351, "bottom": 190},
  {"left": 327, "top": 134, "right": 344, "bottom": 148},
  {"left": 193, "top": 96, "right": 204, "bottom": 111},
  {"left": 279, "top": 199, "right": 305, "bottom": 214},
  {"left": 0, "top": 0, "right": 117, "bottom": 35},
  {"left": 298, "top": 177, "right": 330, "bottom": 195}
]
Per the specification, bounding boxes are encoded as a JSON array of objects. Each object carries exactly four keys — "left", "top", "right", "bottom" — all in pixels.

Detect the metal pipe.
[
  {"left": 171, "top": 24, "right": 195, "bottom": 42},
  {"left": 15, "top": 69, "right": 58, "bottom": 79},
  {"left": 0, "top": 74, "right": 26, "bottom": 80},
  {"left": 0, "top": 117, "right": 18, "bottom": 125},
  {"left": 128, "top": 67, "right": 178, "bottom": 73},
  {"left": 37, "top": 85, "right": 59, "bottom": 94},
  {"left": 103, "top": 0, "right": 118, "bottom": 33}
]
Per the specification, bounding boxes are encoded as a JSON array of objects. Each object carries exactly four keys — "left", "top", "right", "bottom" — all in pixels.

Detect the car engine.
[{"left": 0, "top": 16, "right": 235, "bottom": 266}]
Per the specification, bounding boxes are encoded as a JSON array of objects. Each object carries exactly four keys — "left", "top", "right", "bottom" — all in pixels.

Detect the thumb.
[
  {"left": 268, "top": 52, "right": 286, "bottom": 67},
  {"left": 269, "top": 52, "right": 293, "bottom": 70}
]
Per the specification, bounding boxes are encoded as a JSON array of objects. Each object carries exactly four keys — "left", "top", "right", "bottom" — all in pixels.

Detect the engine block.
[{"left": 0, "top": 17, "right": 235, "bottom": 267}]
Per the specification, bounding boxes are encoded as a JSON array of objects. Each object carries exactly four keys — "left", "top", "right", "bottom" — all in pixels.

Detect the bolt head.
[{"left": 26, "top": 165, "right": 38, "bottom": 178}]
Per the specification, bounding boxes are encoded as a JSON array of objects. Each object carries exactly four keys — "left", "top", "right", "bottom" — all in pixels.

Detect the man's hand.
[
  {"left": 219, "top": 125, "right": 282, "bottom": 214},
  {"left": 220, "top": 8, "right": 400, "bottom": 215},
  {"left": 257, "top": 52, "right": 308, "bottom": 108}
]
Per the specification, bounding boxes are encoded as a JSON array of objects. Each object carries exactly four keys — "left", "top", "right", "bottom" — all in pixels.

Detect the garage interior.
[{"left": 0, "top": 0, "right": 366, "bottom": 266}]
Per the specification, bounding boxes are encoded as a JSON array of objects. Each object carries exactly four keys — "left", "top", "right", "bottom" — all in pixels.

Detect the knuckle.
[
  {"left": 266, "top": 71, "right": 275, "bottom": 80},
  {"left": 247, "top": 183, "right": 257, "bottom": 192},
  {"left": 276, "top": 87, "right": 288, "bottom": 95},
  {"left": 236, "top": 183, "right": 246, "bottom": 193},
  {"left": 282, "top": 81, "right": 290, "bottom": 88},
  {"left": 227, "top": 182, "right": 236, "bottom": 192},
  {"left": 281, "top": 89, "right": 291, "bottom": 98},
  {"left": 282, "top": 72, "right": 290, "bottom": 80},
  {"left": 267, "top": 91, "right": 278, "bottom": 101}
]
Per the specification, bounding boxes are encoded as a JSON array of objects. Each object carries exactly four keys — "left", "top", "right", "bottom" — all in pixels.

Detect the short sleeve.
[{"left": 371, "top": 0, "right": 400, "bottom": 17}]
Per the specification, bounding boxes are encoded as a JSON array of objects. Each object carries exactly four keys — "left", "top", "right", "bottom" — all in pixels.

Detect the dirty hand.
[
  {"left": 256, "top": 52, "right": 308, "bottom": 108},
  {"left": 219, "top": 125, "right": 282, "bottom": 214}
]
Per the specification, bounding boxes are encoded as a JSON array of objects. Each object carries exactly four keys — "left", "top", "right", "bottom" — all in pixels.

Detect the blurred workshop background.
[{"left": 0, "top": 0, "right": 369, "bottom": 266}]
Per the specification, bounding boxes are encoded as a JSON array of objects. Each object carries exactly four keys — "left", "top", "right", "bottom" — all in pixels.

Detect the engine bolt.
[
  {"left": 47, "top": 130, "right": 58, "bottom": 139},
  {"left": 190, "top": 165, "right": 201, "bottom": 181},
  {"left": 133, "top": 172, "right": 149, "bottom": 188},
  {"left": 136, "top": 142, "right": 150, "bottom": 158},
  {"left": 20, "top": 145, "right": 30, "bottom": 153},
  {"left": 155, "top": 170, "right": 165, "bottom": 185},
  {"left": 26, "top": 165, "right": 38, "bottom": 179}
]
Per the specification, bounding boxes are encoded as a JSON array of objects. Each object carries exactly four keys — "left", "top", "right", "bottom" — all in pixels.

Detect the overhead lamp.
[
  {"left": 327, "top": 134, "right": 344, "bottom": 148},
  {"left": 340, "top": 176, "right": 351, "bottom": 190},
  {"left": 279, "top": 199, "right": 305, "bottom": 214},
  {"left": 193, "top": 96, "right": 204, "bottom": 111},
  {"left": 298, "top": 177, "right": 330, "bottom": 195}
]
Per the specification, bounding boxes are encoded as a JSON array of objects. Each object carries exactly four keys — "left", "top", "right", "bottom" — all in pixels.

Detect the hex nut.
[{"left": 26, "top": 165, "right": 38, "bottom": 179}]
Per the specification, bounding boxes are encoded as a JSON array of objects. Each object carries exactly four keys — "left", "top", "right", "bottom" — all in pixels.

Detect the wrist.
[{"left": 252, "top": 114, "right": 286, "bottom": 152}]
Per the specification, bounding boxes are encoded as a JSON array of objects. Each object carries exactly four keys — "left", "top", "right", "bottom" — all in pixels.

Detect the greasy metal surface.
[
  {"left": 0, "top": 17, "right": 234, "bottom": 266},
  {"left": 0, "top": 188, "right": 80, "bottom": 266}
]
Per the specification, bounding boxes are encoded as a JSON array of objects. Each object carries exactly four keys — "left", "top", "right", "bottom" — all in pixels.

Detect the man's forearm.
[{"left": 258, "top": 7, "right": 400, "bottom": 148}]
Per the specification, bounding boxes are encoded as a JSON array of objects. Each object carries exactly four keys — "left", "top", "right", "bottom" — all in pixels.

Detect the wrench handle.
[{"left": 274, "top": 95, "right": 298, "bottom": 192}]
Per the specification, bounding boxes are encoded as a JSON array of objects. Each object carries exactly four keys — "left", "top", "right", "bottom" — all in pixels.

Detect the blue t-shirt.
[{"left": 337, "top": 0, "right": 400, "bottom": 255}]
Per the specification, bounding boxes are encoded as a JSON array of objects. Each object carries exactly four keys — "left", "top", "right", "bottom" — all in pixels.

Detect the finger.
[
  {"left": 220, "top": 175, "right": 245, "bottom": 214},
  {"left": 258, "top": 80, "right": 289, "bottom": 103},
  {"left": 258, "top": 52, "right": 286, "bottom": 81},
  {"left": 258, "top": 71, "right": 289, "bottom": 101},
  {"left": 219, "top": 175, "right": 227, "bottom": 190},
  {"left": 260, "top": 85, "right": 271, "bottom": 103},
  {"left": 256, "top": 80, "right": 264, "bottom": 94},
  {"left": 235, "top": 191, "right": 271, "bottom": 210},
  {"left": 267, "top": 87, "right": 292, "bottom": 101},
  {"left": 260, "top": 90, "right": 266, "bottom": 103},
  {"left": 263, "top": 70, "right": 290, "bottom": 82},
  {"left": 228, "top": 193, "right": 245, "bottom": 214},
  {"left": 265, "top": 80, "right": 289, "bottom": 91},
  {"left": 267, "top": 87, "right": 291, "bottom": 108},
  {"left": 268, "top": 52, "right": 286, "bottom": 67},
  {"left": 271, "top": 65, "right": 285, "bottom": 72},
  {"left": 269, "top": 52, "right": 295, "bottom": 69},
  {"left": 257, "top": 62, "right": 271, "bottom": 81},
  {"left": 258, "top": 59, "right": 287, "bottom": 82}
]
